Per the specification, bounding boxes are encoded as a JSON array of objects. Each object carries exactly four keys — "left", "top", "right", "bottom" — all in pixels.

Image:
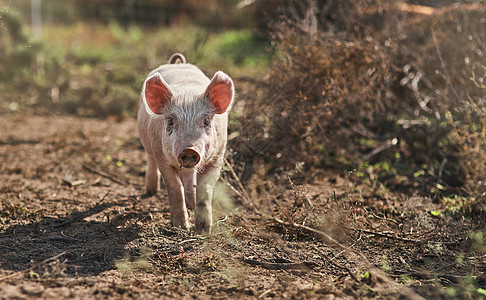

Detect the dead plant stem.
[
  {"left": 349, "top": 227, "right": 423, "bottom": 243},
  {"left": 82, "top": 163, "right": 127, "bottom": 186},
  {"left": 223, "top": 158, "right": 258, "bottom": 211},
  {"left": 223, "top": 159, "right": 425, "bottom": 300},
  {"left": 271, "top": 216, "right": 425, "bottom": 300}
]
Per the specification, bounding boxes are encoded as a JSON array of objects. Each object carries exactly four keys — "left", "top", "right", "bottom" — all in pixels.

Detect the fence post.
[{"left": 31, "top": 0, "right": 42, "bottom": 38}]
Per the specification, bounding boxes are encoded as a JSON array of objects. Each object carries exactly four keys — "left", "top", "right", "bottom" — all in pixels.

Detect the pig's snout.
[{"left": 178, "top": 149, "right": 201, "bottom": 168}]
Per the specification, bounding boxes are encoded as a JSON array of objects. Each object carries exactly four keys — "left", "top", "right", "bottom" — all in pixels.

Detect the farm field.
[
  {"left": 0, "top": 112, "right": 483, "bottom": 299},
  {"left": 1, "top": 1, "right": 486, "bottom": 299}
]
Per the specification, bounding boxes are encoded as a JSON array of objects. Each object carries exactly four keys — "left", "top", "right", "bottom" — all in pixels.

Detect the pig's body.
[{"left": 137, "top": 54, "right": 234, "bottom": 233}]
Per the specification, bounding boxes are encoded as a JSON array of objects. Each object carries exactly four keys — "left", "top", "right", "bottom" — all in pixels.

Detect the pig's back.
[{"left": 149, "top": 64, "right": 210, "bottom": 95}]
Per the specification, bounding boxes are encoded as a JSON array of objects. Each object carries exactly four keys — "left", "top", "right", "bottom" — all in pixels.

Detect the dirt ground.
[{"left": 0, "top": 113, "right": 485, "bottom": 299}]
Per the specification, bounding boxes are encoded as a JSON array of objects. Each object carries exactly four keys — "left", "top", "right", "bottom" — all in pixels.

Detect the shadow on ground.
[{"left": 0, "top": 200, "right": 145, "bottom": 276}]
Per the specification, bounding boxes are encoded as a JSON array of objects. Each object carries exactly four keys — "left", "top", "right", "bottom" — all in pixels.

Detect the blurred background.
[
  {"left": 1, "top": 0, "right": 485, "bottom": 214},
  {"left": 0, "top": 0, "right": 273, "bottom": 117}
]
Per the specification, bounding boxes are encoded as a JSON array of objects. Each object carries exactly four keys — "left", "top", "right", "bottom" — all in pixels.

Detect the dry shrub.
[
  {"left": 390, "top": 5, "right": 485, "bottom": 180},
  {"left": 235, "top": 1, "right": 486, "bottom": 208},
  {"left": 238, "top": 1, "right": 396, "bottom": 173},
  {"left": 454, "top": 109, "right": 486, "bottom": 213},
  {"left": 391, "top": 6, "right": 486, "bottom": 201},
  {"left": 267, "top": 31, "right": 394, "bottom": 168},
  {"left": 251, "top": 0, "right": 364, "bottom": 37}
]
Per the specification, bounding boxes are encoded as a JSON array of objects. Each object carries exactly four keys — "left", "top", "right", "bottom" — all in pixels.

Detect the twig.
[
  {"left": 226, "top": 156, "right": 424, "bottom": 299},
  {"left": 349, "top": 227, "right": 423, "bottom": 243},
  {"left": 221, "top": 177, "right": 248, "bottom": 206},
  {"left": 241, "top": 258, "right": 314, "bottom": 270},
  {"left": 82, "top": 163, "right": 127, "bottom": 186},
  {"left": 438, "top": 158, "right": 447, "bottom": 180},
  {"left": 178, "top": 238, "right": 199, "bottom": 244},
  {"left": 331, "top": 250, "right": 346, "bottom": 261},
  {"left": 223, "top": 158, "right": 258, "bottom": 211},
  {"left": 396, "top": 119, "right": 431, "bottom": 128},
  {"left": 46, "top": 231, "right": 79, "bottom": 243},
  {"left": 216, "top": 215, "right": 229, "bottom": 225},
  {"left": 0, "top": 251, "right": 67, "bottom": 282},
  {"left": 364, "top": 208, "right": 401, "bottom": 226},
  {"left": 392, "top": 270, "right": 474, "bottom": 284},
  {"left": 270, "top": 216, "right": 425, "bottom": 300},
  {"left": 62, "top": 179, "right": 86, "bottom": 187},
  {"left": 432, "top": 30, "right": 460, "bottom": 100},
  {"left": 99, "top": 189, "right": 111, "bottom": 203},
  {"left": 471, "top": 65, "right": 486, "bottom": 89},
  {"left": 288, "top": 175, "right": 313, "bottom": 207},
  {"left": 259, "top": 288, "right": 274, "bottom": 299},
  {"left": 363, "top": 138, "right": 398, "bottom": 161},
  {"left": 312, "top": 245, "right": 359, "bottom": 282}
]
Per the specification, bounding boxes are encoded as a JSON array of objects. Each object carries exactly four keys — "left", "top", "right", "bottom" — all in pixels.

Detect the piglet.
[{"left": 138, "top": 53, "right": 234, "bottom": 233}]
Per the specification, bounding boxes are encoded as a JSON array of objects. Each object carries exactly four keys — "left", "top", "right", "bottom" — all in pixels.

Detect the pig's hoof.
[
  {"left": 143, "top": 189, "right": 157, "bottom": 198},
  {"left": 195, "top": 218, "right": 212, "bottom": 234},
  {"left": 174, "top": 224, "right": 189, "bottom": 231},
  {"left": 171, "top": 218, "right": 189, "bottom": 230}
]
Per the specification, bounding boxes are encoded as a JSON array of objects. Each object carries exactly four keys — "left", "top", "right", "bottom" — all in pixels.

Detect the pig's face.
[
  {"left": 163, "top": 101, "right": 214, "bottom": 170},
  {"left": 142, "top": 71, "right": 234, "bottom": 170}
]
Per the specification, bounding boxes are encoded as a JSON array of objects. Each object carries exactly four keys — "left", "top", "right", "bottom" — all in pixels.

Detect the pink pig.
[{"left": 138, "top": 53, "right": 234, "bottom": 233}]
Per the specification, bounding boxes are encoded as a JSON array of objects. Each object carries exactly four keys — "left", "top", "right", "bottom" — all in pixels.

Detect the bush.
[
  {"left": 236, "top": 2, "right": 396, "bottom": 173},
  {"left": 392, "top": 5, "right": 486, "bottom": 204},
  {"left": 234, "top": 1, "right": 486, "bottom": 207}
]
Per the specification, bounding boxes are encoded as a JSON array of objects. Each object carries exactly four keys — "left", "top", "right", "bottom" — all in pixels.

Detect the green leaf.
[
  {"left": 29, "top": 270, "right": 40, "bottom": 279},
  {"left": 414, "top": 170, "right": 425, "bottom": 178},
  {"left": 477, "top": 288, "right": 486, "bottom": 296},
  {"left": 430, "top": 210, "right": 440, "bottom": 216},
  {"left": 361, "top": 271, "right": 370, "bottom": 279}
]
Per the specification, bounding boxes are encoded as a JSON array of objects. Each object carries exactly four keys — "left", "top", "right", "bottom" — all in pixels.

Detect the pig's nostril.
[{"left": 178, "top": 149, "right": 200, "bottom": 168}]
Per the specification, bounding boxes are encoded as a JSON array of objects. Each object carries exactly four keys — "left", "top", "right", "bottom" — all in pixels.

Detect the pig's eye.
[
  {"left": 203, "top": 116, "right": 211, "bottom": 128},
  {"left": 166, "top": 116, "right": 175, "bottom": 133}
]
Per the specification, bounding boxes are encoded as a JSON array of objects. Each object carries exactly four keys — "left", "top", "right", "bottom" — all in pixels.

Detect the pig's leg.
[
  {"left": 181, "top": 169, "right": 196, "bottom": 210},
  {"left": 195, "top": 165, "right": 221, "bottom": 233},
  {"left": 145, "top": 154, "right": 160, "bottom": 195},
  {"left": 159, "top": 165, "right": 189, "bottom": 229}
]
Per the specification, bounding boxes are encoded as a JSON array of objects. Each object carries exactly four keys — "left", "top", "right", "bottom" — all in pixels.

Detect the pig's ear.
[
  {"left": 204, "top": 71, "right": 234, "bottom": 114},
  {"left": 143, "top": 73, "right": 173, "bottom": 115}
]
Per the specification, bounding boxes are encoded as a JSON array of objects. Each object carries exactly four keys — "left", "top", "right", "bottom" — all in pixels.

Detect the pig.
[{"left": 137, "top": 53, "right": 234, "bottom": 233}]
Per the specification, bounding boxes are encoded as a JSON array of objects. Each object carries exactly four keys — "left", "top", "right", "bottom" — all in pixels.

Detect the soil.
[{"left": 0, "top": 113, "right": 485, "bottom": 299}]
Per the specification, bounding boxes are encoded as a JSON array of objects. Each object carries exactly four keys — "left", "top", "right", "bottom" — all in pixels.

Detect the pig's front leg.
[
  {"left": 195, "top": 165, "right": 221, "bottom": 233},
  {"left": 145, "top": 154, "right": 160, "bottom": 195},
  {"left": 159, "top": 164, "right": 189, "bottom": 229},
  {"left": 181, "top": 170, "right": 196, "bottom": 210}
]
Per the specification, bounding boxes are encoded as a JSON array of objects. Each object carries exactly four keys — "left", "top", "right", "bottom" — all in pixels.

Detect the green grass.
[
  {"left": 41, "top": 22, "right": 270, "bottom": 76},
  {"left": 196, "top": 29, "right": 271, "bottom": 76}
]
